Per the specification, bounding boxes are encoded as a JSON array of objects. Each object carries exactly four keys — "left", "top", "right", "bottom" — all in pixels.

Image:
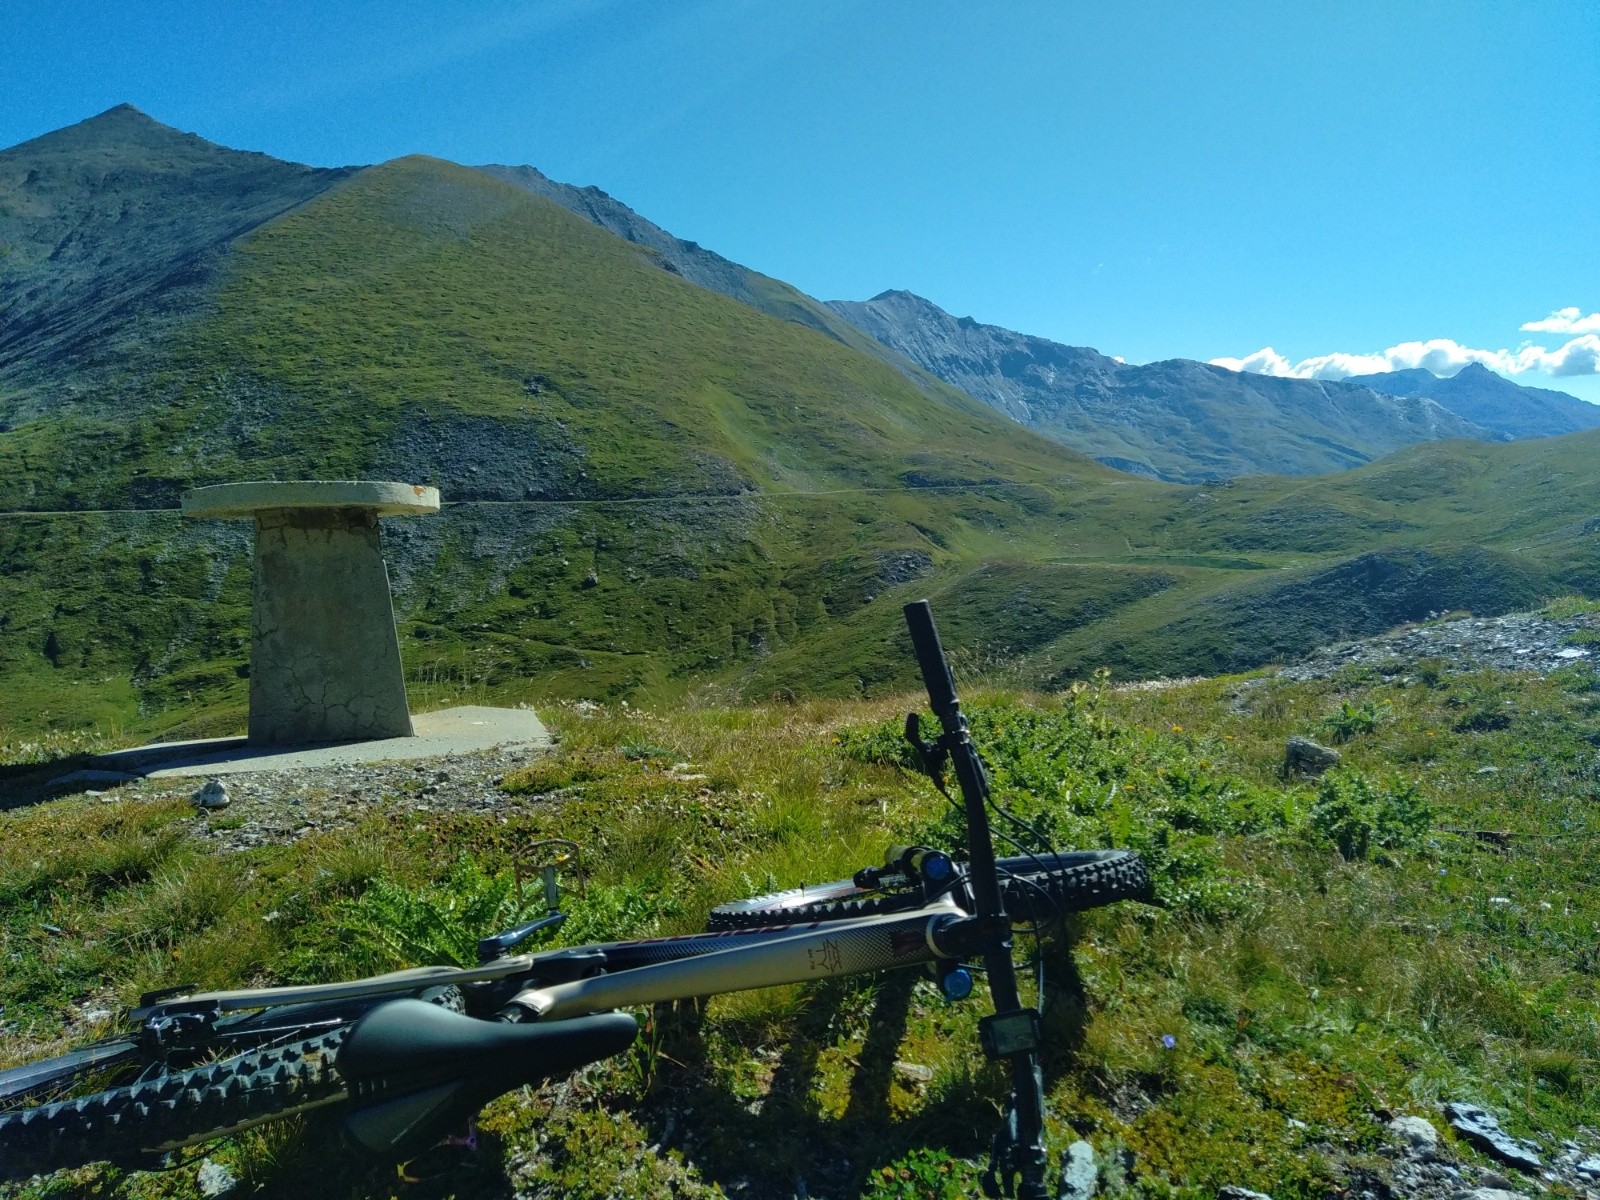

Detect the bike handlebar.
[{"left": 903, "top": 599, "right": 958, "bottom": 716}]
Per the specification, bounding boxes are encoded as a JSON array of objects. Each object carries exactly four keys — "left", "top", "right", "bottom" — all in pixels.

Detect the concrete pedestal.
[{"left": 183, "top": 481, "right": 440, "bottom": 746}]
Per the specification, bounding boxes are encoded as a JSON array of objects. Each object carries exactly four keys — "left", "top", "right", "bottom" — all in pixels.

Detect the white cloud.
[
  {"left": 1211, "top": 309, "right": 1600, "bottom": 382},
  {"left": 1209, "top": 347, "right": 1295, "bottom": 375},
  {"left": 1521, "top": 307, "right": 1600, "bottom": 335},
  {"left": 1542, "top": 334, "right": 1600, "bottom": 377}
]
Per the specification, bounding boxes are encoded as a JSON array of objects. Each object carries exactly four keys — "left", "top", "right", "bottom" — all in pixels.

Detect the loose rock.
[
  {"left": 1388, "top": 1114, "right": 1440, "bottom": 1151},
  {"left": 892, "top": 1061, "right": 933, "bottom": 1085},
  {"left": 1058, "top": 1140, "right": 1097, "bottom": 1200},
  {"left": 1444, "top": 1103, "right": 1542, "bottom": 1172},
  {"left": 1284, "top": 736, "right": 1341, "bottom": 777},
  {"left": 196, "top": 1158, "right": 238, "bottom": 1197},
  {"left": 193, "top": 779, "right": 230, "bottom": 810}
]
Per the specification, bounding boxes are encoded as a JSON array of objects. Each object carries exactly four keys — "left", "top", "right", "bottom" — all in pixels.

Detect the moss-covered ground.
[{"left": 3, "top": 617, "right": 1597, "bottom": 1198}]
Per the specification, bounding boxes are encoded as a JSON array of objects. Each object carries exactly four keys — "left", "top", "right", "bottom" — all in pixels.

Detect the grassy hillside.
[
  {"left": 3, "top": 136, "right": 1599, "bottom": 746},
  {"left": 0, "top": 154, "right": 1104, "bottom": 512},
  {"left": 0, "top": 153, "right": 1161, "bottom": 739},
  {"left": 3, "top": 629, "right": 1597, "bottom": 1198}
]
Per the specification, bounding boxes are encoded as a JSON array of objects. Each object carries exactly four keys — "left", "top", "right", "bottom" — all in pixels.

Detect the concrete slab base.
[{"left": 86, "top": 706, "right": 550, "bottom": 779}]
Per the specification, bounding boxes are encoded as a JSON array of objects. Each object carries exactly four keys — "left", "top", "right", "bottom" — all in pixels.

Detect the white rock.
[
  {"left": 1389, "top": 1115, "right": 1439, "bottom": 1150},
  {"left": 193, "top": 779, "right": 230, "bottom": 810},
  {"left": 197, "top": 1158, "right": 238, "bottom": 1197},
  {"left": 893, "top": 1061, "right": 934, "bottom": 1084},
  {"left": 1058, "top": 1140, "right": 1098, "bottom": 1200}
]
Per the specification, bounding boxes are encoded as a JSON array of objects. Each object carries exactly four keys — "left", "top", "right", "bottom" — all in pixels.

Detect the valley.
[
  {"left": 0, "top": 94, "right": 1598, "bottom": 1200},
  {"left": 3, "top": 109, "right": 1597, "bottom": 748}
]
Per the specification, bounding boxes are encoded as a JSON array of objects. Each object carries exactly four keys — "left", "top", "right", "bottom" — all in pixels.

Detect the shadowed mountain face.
[
  {"left": 826, "top": 291, "right": 1493, "bottom": 482},
  {"left": 1346, "top": 362, "right": 1600, "bottom": 439},
  {"left": 0, "top": 105, "right": 354, "bottom": 417}
]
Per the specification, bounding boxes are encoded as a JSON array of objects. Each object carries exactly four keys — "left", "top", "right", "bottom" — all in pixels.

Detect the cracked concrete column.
[{"left": 182, "top": 481, "right": 440, "bottom": 746}]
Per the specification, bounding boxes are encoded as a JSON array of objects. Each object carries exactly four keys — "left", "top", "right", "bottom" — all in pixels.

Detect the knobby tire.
[
  {"left": 704, "top": 849, "right": 1151, "bottom": 930},
  {"left": 0, "top": 1027, "right": 348, "bottom": 1181}
]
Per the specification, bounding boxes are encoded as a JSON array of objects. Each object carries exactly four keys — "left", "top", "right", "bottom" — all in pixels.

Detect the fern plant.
[{"left": 335, "top": 855, "right": 545, "bottom": 969}]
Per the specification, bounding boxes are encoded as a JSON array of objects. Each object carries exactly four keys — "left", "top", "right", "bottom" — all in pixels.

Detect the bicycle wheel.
[
  {"left": 0, "top": 1026, "right": 349, "bottom": 1181},
  {"left": 704, "top": 849, "right": 1151, "bottom": 930}
]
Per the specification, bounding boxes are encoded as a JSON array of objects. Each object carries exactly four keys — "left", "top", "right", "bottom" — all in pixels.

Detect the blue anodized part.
[{"left": 938, "top": 964, "right": 974, "bottom": 1002}]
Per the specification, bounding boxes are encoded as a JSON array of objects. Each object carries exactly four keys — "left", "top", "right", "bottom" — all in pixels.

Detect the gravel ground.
[
  {"left": 1278, "top": 608, "right": 1599, "bottom": 683},
  {"left": 125, "top": 744, "right": 552, "bottom": 851}
]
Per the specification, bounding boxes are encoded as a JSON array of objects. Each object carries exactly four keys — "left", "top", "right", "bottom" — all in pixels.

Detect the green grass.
[
  {"left": 2, "top": 154, "right": 1599, "bottom": 744},
  {"left": 3, "top": 661, "right": 1598, "bottom": 1197}
]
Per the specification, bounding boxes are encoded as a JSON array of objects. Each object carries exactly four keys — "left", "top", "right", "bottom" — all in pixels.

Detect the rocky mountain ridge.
[
  {"left": 1348, "top": 362, "right": 1600, "bottom": 440},
  {"left": 0, "top": 105, "right": 354, "bottom": 418},
  {"left": 825, "top": 290, "right": 1494, "bottom": 482}
]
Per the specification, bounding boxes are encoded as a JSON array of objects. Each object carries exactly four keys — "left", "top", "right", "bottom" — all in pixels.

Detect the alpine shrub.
[{"left": 1309, "top": 771, "right": 1433, "bottom": 862}]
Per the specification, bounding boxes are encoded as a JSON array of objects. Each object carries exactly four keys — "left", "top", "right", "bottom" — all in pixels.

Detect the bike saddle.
[{"left": 339, "top": 999, "right": 637, "bottom": 1155}]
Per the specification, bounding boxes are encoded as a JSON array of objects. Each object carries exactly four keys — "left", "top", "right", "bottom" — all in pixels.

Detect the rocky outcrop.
[
  {"left": 1279, "top": 608, "right": 1598, "bottom": 683},
  {"left": 1284, "top": 736, "right": 1341, "bottom": 777}
]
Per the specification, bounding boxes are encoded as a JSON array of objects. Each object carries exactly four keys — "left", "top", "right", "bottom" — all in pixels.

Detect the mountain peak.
[
  {"left": 94, "top": 102, "right": 154, "bottom": 121},
  {"left": 2, "top": 102, "right": 211, "bottom": 161}
]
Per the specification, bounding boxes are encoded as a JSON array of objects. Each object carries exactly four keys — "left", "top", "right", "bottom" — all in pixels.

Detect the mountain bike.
[{"left": 0, "top": 602, "right": 1152, "bottom": 1198}]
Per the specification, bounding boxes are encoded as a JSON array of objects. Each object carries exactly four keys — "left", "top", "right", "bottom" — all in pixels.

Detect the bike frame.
[{"left": 133, "top": 897, "right": 964, "bottom": 1023}]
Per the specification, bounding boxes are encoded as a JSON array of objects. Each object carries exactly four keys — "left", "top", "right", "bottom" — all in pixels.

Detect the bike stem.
[{"left": 903, "top": 601, "right": 1050, "bottom": 1200}]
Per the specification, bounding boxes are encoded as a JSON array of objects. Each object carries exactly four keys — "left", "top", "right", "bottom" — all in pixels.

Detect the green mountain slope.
[
  {"left": 1, "top": 151, "right": 1111, "bottom": 510},
  {"left": 475, "top": 163, "right": 953, "bottom": 395},
  {"left": 741, "top": 432, "right": 1600, "bottom": 693},
  {"left": 1, "top": 110, "right": 1597, "bottom": 746},
  {"left": 0, "top": 144, "right": 1158, "bottom": 737}
]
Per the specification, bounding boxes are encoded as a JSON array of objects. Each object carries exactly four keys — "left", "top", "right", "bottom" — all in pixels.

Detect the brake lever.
[
  {"left": 904, "top": 712, "right": 949, "bottom": 785},
  {"left": 476, "top": 911, "right": 567, "bottom": 964}
]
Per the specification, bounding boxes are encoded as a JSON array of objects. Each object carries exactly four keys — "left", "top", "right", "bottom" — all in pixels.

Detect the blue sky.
[{"left": 5, "top": 0, "right": 1598, "bottom": 401}]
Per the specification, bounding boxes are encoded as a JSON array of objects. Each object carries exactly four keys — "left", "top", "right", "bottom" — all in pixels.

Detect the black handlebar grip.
[{"left": 903, "top": 600, "right": 958, "bottom": 716}]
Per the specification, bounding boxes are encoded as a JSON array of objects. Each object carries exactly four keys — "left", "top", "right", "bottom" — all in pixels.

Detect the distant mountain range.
[
  {"left": 1347, "top": 363, "right": 1600, "bottom": 440},
  {"left": 482, "top": 168, "right": 1597, "bottom": 482},
  {"left": 823, "top": 292, "right": 1600, "bottom": 481},
  {"left": 824, "top": 291, "right": 1486, "bottom": 481}
]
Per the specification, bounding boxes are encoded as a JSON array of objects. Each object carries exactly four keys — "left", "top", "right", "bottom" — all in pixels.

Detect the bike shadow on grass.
[
  {"left": 636, "top": 926, "right": 1093, "bottom": 1199},
  {"left": 231, "top": 932, "right": 1091, "bottom": 1199}
]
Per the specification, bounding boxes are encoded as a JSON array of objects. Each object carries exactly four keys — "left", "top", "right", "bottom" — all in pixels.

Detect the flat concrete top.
[
  {"left": 86, "top": 705, "right": 548, "bottom": 778},
  {"left": 182, "top": 480, "right": 441, "bottom": 519}
]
